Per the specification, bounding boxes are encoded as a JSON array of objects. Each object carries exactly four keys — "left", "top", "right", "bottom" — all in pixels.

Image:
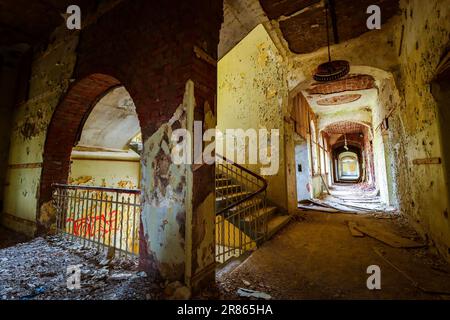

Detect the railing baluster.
[
  {"left": 119, "top": 195, "right": 125, "bottom": 258},
  {"left": 131, "top": 193, "right": 138, "bottom": 256},
  {"left": 51, "top": 184, "right": 141, "bottom": 258},
  {"left": 113, "top": 192, "right": 120, "bottom": 255}
]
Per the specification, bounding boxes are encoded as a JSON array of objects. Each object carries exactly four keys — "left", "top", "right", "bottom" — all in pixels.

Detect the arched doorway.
[
  {"left": 336, "top": 150, "right": 361, "bottom": 183},
  {"left": 39, "top": 74, "right": 142, "bottom": 257}
]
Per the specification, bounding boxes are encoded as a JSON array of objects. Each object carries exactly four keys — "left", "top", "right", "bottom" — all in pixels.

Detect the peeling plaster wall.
[
  {"left": 140, "top": 84, "right": 192, "bottom": 281},
  {"left": 139, "top": 80, "right": 216, "bottom": 287},
  {"left": 138, "top": 80, "right": 216, "bottom": 287},
  {"left": 218, "top": 24, "right": 289, "bottom": 210},
  {"left": 69, "top": 150, "right": 140, "bottom": 189},
  {"left": 392, "top": 0, "right": 450, "bottom": 259},
  {"left": 1, "top": 26, "right": 79, "bottom": 236},
  {"left": 373, "top": 75, "right": 402, "bottom": 206}
]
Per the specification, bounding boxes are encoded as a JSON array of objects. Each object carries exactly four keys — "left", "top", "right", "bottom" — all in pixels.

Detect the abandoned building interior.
[{"left": 0, "top": 0, "right": 450, "bottom": 300}]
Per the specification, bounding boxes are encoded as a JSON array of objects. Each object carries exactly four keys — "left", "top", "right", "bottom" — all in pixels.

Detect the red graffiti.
[{"left": 66, "top": 210, "right": 119, "bottom": 238}]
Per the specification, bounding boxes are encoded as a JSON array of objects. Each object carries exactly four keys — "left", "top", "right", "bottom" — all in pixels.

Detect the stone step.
[
  {"left": 215, "top": 184, "right": 242, "bottom": 194},
  {"left": 229, "top": 198, "right": 263, "bottom": 213},
  {"left": 266, "top": 215, "right": 292, "bottom": 240},
  {"left": 216, "top": 191, "right": 251, "bottom": 207},
  {"left": 243, "top": 206, "right": 277, "bottom": 224}
]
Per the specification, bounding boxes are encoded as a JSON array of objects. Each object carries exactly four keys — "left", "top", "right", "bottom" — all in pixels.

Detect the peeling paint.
[{"left": 139, "top": 81, "right": 195, "bottom": 282}]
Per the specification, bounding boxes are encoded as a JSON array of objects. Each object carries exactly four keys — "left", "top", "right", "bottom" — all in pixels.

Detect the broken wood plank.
[
  {"left": 347, "top": 221, "right": 365, "bottom": 237},
  {"left": 311, "top": 199, "right": 362, "bottom": 214},
  {"left": 355, "top": 223, "right": 426, "bottom": 248},
  {"left": 320, "top": 174, "right": 331, "bottom": 195},
  {"left": 298, "top": 204, "right": 339, "bottom": 213}
]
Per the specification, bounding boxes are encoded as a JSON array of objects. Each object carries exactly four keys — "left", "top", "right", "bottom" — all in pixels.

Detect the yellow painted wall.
[
  {"left": 217, "top": 24, "right": 289, "bottom": 210},
  {"left": 1, "top": 26, "right": 79, "bottom": 236},
  {"left": 69, "top": 150, "right": 141, "bottom": 189}
]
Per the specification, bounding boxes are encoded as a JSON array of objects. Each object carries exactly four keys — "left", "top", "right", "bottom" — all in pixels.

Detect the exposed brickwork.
[
  {"left": 277, "top": 0, "right": 399, "bottom": 54},
  {"left": 307, "top": 74, "right": 375, "bottom": 95},
  {"left": 39, "top": 74, "right": 120, "bottom": 209},
  {"left": 316, "top": 93, "right": 362, "bottom": 106},
  {"left": 323, "top": 121, "right": 368, "bottom": 134}
]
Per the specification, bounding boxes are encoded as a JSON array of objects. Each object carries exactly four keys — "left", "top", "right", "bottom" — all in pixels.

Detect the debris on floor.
[
  {"left": 354, "top": 222, "right": 426, "bottom": 248},
  {"left": 237, "top": 288, "right": 272, "bottom": 300},
  {"left": 218, "top": 212, "right": 450, "bottom": 300},
  {"left": 347, "top": 221, "right": 365, "bottom": 237},
  {"left": 298, "top": 184, "right": 398, "bottom": 215},
  {"left": 0, "top": 236, "right": 163, "bottom": 300},
  {"left": 298, "top": 200, "right": 340, "bottom": 213}
]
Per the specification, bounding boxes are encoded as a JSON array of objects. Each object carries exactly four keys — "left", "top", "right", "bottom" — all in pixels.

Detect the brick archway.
[{"left": 38, "top": 74, "right": 122, "bottom": 229}]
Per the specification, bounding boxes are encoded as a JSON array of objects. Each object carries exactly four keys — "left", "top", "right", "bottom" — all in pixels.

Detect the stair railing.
[{"left": 215, "top": 154, "right": 268, "bottom": 264}]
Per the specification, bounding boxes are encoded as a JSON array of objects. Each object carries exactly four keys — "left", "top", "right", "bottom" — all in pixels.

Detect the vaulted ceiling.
[
  {"left": 324, "top": 121, "right": 367, "bottom": 135},
  {"left": 78, "top": 86, "right": 141, "bottom": 150}
]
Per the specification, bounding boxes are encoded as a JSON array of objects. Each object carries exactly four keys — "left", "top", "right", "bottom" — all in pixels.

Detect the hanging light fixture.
[
  {"left": 313, "top": 0, "right": 350, "bottom": 82},
  {"left": 344, "top": 134, "right": 349, "bottom": 151}
]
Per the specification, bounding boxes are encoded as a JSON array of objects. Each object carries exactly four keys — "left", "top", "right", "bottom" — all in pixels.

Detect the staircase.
[{"left": 215, "top": 154, "right": 291, "bottom": 263}]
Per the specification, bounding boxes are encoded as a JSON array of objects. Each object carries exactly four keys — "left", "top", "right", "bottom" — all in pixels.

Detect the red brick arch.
[{"left": 38, "top": 74, "right": 122, "bottom": 217}]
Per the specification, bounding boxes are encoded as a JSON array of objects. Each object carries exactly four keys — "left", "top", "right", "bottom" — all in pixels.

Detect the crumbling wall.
[
  {"left": 392, "top": 0, "right": 450, "bottom": 259},
  {"left": 2, "top": 26, "right": 79, "bottom": 236},
  {"left": 374, "top": 75, "right": 403, "bottom": 207},
  {"left": 140, "top": 82, "right": 193, "bottom": 282},
  {"left": 218, "top": 24, "right": 289, "bottom": 210}
]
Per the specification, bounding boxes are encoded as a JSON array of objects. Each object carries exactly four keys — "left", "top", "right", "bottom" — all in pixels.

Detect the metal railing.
[
  {"left": 215, "top": 154, "right": 268, "bottom": 264},
  {"left": 52, "top": 184, "right": 141, "bottom": 258}
]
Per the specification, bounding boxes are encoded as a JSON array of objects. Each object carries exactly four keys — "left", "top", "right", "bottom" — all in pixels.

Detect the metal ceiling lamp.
[
  {"left": 344, "top": 134, "right": 349, "bottom": 150},
  {"left": 313, "top": 0, "right": 350, "bottom": 82}
]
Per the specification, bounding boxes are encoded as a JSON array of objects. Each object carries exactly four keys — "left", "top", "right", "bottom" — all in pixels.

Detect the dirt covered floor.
[
  {"left": 217, "top": 212, "right": 450, "bottom": 300},
  {"left": 2, "top": 213, "right": 450, "bottom": 300},
  {"left": 0, "top": 235, "right": 163, "bottom": 300}
]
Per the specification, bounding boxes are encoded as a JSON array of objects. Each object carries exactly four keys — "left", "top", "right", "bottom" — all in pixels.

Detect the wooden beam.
[{"left": 413, "top": 157, "right": 442, "bottom": 165}]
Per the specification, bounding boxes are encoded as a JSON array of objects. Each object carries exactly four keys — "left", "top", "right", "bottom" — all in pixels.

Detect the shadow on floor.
[{"left": 0, "top": 226, "right": 31, "bottom": 250}]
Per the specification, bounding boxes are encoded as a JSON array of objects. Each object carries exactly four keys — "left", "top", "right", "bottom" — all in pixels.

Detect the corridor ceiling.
[{"left": 259, "top": 0, "right": 400, "bottom": 54}]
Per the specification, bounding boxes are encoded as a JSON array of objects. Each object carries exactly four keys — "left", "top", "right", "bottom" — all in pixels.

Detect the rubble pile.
[{"left": 0, "top": 236, "right": 162, "bottom": 300}]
